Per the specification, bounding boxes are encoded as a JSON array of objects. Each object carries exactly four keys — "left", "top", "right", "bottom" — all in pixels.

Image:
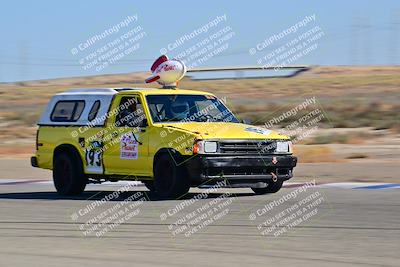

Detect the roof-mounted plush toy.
[{"left": 145, "top": 55, "right": 187, "bottom": 88}]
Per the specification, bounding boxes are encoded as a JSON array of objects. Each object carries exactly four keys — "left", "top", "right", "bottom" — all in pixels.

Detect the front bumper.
[{"left": 185, "top": 154, "right": 297, "bottom": 185}]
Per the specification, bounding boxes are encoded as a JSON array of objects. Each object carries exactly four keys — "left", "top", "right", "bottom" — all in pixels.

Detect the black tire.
[
  {"left": 252, "top": 180, "right": 283, "bottom": 195},
  {"left": 153, "top": 154, "right": 190, "bottom": 199},
  {"left": 53, "top": 151, "right": 87, "bottom": 195},
  {"left": 143, "top": 181, "right": 155, "bottom": 192}
]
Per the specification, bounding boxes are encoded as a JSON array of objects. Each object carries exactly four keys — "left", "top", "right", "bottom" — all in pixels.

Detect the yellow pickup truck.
[{"left": 31, "top": 87, "right": 297, "bottom": 198}]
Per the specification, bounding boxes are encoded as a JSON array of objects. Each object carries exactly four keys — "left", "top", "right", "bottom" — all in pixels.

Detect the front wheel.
[
  {"left": 252, "top": 180, "right": 283, "bottom": 195},
  {"left": 143, "top": 181, "right": 155, "bottom": 192},
  {"left": 153, "top": 154, "right": 190, "bottom": 199}
]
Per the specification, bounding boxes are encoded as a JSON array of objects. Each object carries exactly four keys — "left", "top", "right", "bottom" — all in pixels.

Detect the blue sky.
[{"left": 1, "top": 0, "right": 399, "bottom": 82}]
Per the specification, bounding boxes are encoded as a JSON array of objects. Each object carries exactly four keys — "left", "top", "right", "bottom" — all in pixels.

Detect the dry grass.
[
  {"left": 294, "top": 145, "right": 337, "bottom": 163},
  {"left": 302, "top": 131, "right": 381, "bottom": 145},
  {"left": 1, "top": 66, "right": 399, "bottom": 145},
  {"left": 0, "top": 145, "right": 35, "bottom": 157}
]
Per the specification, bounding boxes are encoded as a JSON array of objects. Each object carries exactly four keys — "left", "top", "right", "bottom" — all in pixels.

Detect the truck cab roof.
[{"left": 56, "top": 87, "right": 214, "bottom": 96}]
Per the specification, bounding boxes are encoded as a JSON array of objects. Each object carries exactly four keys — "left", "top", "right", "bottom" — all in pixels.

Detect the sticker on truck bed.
[
  {"left": 85, "top": 141, "right": 103, "bottom": 173},
  {"left": 120, "top": 132, "right": 139, "bottom": 160}
]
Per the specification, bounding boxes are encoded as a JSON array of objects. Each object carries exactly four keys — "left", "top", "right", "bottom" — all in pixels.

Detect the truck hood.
[{"left": 160, "top": 122, "right": 289, "bottom": 140}]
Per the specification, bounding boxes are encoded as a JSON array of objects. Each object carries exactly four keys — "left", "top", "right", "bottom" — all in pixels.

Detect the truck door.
[{"left": 102, "top": 95, "right": 150, "bottom": 176}]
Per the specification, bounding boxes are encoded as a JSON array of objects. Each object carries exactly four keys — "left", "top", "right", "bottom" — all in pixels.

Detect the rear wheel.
[
  {"left": 53, "top": 152, "right": 87, "bottom": 195},
  {"left": 153, "top": 154, "right": 190, "bottom": 199},
  {"left": 252, "top": 180, "right": 283, "bottom": 195}
]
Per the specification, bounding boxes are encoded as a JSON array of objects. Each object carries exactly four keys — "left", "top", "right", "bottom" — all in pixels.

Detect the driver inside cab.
[{"left": 116, "top": 97, "right": 144, "bottom": 127}]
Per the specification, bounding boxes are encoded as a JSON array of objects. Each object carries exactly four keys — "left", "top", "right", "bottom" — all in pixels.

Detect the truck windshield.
[{"left": 146, "top": 94, "right": 239, "bottom": 123}]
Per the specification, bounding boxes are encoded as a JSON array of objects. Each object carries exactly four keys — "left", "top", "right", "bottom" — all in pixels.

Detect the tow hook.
[{"left": 271, "top": 172, "right": 278, "bottom": 182}]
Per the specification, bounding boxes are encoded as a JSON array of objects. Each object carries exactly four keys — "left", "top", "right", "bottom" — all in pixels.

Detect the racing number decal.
[
  {"left": 85, "top": 141, "right": 103, "bottom": 173},
  {"left": 86, "top": 149, "right": 101, "bottom": 166}
]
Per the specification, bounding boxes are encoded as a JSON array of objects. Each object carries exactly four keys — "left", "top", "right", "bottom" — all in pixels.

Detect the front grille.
[{"left": 219, "top": 140, "right": 277, "bottom": 154}]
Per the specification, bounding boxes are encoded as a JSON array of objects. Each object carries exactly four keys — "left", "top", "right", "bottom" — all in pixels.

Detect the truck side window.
[
  {"left": 115, "top": 97, "right": 145, "bottom": 127},
  {"left": 88, "top": 100, "right": 101, "bottom": 121},
  {"left": 51, "top": 100, "right": 85, "bottom": 122}
]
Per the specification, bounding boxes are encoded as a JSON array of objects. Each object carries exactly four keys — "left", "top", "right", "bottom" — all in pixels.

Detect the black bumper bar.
[{"left": 185, "top": 154, "right": 297, "bottom": 185}]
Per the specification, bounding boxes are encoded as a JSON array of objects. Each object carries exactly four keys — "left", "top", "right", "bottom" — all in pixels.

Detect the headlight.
[
  {"left": 193, "top": 140, "right": 218, "bottom": 154},
  {"left": 276, "top": 141, "right": 292, "bottom": 153},
  {"left": 204, "top": 141, "right": 218, "bottom": 153}
]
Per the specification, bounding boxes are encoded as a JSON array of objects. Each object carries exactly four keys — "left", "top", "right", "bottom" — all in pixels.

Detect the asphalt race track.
[{"left": 0, "top": 180, "right": 399, "bottom": 267}]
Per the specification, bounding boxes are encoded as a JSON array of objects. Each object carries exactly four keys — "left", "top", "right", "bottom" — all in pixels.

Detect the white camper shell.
[{"left": 38, "top": 88, "right": 120, "bottom": 126}]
